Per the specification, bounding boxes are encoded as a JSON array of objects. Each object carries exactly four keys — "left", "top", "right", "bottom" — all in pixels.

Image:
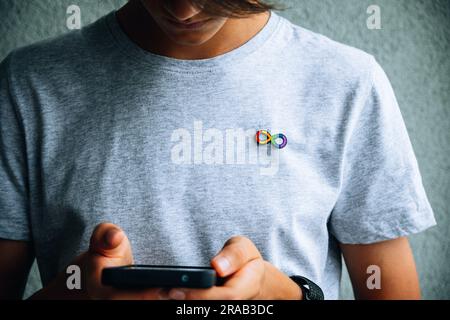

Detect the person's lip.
[{"left": 165, "top": 17, "right": 211, "bottom": 30}]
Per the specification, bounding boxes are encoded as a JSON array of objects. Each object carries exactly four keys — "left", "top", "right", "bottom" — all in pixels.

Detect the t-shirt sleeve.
[
  {"left": 0, "top": 54, "right": 31, "bottom": 241},
  {"left": 329, "top": 57, "right": 436, "bottom": 244}
]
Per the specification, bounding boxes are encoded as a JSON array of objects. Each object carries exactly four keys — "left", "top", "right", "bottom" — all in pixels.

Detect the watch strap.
[{"left": 290, "top": 276, "right": 324, "bottom": 300}]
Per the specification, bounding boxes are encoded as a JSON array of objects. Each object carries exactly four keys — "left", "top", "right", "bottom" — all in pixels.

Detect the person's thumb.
[{"left": 88, "top": 223, "right": 132, "bottom": 260}]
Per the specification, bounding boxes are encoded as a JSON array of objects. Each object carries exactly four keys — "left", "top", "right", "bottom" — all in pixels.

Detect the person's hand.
[
  {"left": 84, "top": 222, "right": 167, "bottom": 299},
  {"left": 165, "top": 236, "right": 302, "bottom": 300},
  {"left": 31, "top": 223, "right": 165, "bottom": 300}
]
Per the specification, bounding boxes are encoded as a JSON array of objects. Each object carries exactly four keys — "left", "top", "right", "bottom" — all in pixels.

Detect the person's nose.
[{"left": 164, "top": 0, "right": 202, "bottom": 22}]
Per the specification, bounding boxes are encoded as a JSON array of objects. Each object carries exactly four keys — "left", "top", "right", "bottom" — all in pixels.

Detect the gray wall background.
[{"left": 0, "top": 0, "right": 448, "bottom": 299}]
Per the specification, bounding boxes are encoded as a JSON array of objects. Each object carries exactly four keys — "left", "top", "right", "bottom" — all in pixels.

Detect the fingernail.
[
  {"left": 104, "top": 228, "right": 120, "bottom": 247},
  {"left": 215, "top": 256, "right": 231, "bottom": 273},
  {"left": 169, "top": 290, "right": 186, "bottom": 300}
]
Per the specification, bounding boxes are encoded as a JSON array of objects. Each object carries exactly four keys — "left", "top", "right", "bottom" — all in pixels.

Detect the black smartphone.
[{"left": 102, "top": 265, "right": 222, "bottom": 289}]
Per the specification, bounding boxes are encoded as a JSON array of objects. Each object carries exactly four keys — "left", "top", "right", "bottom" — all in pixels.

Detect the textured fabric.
[{"left": 0, "top": 11, "right": 436, "bottom": 299}]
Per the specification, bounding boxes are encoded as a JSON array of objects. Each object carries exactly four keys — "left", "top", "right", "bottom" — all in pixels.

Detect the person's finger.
[
  {"left": 168, "top": 286, "right": 234, "bottom": 300},
  {"left": 219, "top": 259, "right": 265, "bottom": 299},
  {"left": 169, "top": 259, "right": 265, "bottom": 300},
  {"left": 102, "top": 287, "right": 169, "bottom": 300},
  {"left": 88, "top": 222, "right": 131, "bottom": 259},
  {"left": 211, "top": 236, "right": 262, "bottom": 277}
]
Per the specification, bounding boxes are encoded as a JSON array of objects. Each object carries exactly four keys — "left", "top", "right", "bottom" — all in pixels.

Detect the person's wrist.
[
  {"left": 29, "top": 253, "right": 90, "bottom": 300},
  {"left": 287, "top": 276, "right": 303, "bottom": 300},
  {"left": 29, "top": 273, "right": 86, "bottom": 300},
  {"left": 261, "top": 261, "right": 303, "bottom": 300}
]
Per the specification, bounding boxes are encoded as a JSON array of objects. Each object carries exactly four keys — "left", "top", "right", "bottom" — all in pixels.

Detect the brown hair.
[{"left": 189, "top": 0, "right": 279, "bottom": 17}]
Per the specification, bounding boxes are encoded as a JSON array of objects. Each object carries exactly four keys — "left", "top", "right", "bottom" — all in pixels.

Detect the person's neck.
[{"left": 116, "top": 1, "right": 270, "bottom": 60}]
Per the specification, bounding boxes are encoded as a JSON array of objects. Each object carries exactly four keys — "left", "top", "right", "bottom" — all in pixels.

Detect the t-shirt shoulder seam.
[
  {"left": 2, "top": 52, "right": 24, "bottom": 128},
  {"left": 334, "top": 55, "right": 378, "bottom": 199},
  {"left": 2, "top": 51, "right": 30, "bottom": 181}
]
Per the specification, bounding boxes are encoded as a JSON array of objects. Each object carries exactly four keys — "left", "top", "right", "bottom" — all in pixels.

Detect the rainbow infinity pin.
[{"left": 256, "top": 130, "right": 287, "bottom": 149}]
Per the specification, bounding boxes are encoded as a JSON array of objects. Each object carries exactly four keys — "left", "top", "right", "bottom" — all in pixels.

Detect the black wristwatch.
[{"left": 290, "top": 276, "right": 324, "bottom": 300}]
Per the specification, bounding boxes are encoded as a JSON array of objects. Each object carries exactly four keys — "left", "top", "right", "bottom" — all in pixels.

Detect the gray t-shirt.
[{"left": 0, "top": 11, "right": 436, "bottom": 299}]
